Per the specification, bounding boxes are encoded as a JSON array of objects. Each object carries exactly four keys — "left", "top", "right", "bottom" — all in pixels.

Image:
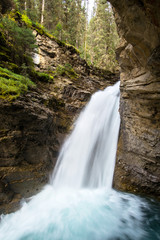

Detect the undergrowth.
[{"left": 0, "top": 13, "right": 36, "bottom": 67}]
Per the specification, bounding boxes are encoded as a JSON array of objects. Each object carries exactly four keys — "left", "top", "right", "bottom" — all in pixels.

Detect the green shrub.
[
  {"left": 0, "top": 15, "right": 37, "bottom": 66},
  {"left": 0, "top": 67, "right": 36, "bottom": 100}
]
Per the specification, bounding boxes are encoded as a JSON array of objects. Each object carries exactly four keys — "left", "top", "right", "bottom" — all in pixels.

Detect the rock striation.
[
  {"left": 0, "top": 30, "right": 118, "bottom": 214},
  {"left": 109, "top": 0, "right": 160, "bottom": 198}
]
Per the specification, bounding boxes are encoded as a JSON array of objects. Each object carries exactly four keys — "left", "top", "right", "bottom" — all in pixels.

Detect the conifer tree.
[{"left": 87, "top": 0, "right": 119, "bottom": 71}]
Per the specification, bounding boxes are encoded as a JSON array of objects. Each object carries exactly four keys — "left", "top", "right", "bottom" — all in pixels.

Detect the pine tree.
[
  {"left": 87, "top": 0, "right": 119, "bottom": 71},
  {"left": 0, "top": 15, "right": 36, "bottom": 66},
  {"left": 13, "top": 0, "right": 41, "bottom": 22}
]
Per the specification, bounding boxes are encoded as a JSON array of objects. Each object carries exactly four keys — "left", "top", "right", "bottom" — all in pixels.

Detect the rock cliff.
[
  {"left": 109, "top": 0, "right": 160, "bottom": 198},
  {"left": 0, "top": 29, "right": 118, "bottom": 214}
]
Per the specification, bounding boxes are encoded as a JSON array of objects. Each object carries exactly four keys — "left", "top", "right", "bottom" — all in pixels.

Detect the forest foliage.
[
  {"left": 0, "top": 0, "right": 119, "bottom": 100},
  {"left": 0, "top": 0, "right": 119, "bottom": 71}
]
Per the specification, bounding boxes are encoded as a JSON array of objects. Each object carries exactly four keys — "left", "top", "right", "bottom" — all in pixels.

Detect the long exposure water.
[{"left": 0, "top": 82, "right": 159, "bottom": 240}]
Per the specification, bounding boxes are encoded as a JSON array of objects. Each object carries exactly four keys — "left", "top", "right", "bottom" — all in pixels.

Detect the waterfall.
[
  {"left": 0, "top": 82, "right": 159, "bottom": 240},
  {"left": 51, "top": 81, "right": 120, "bottom": 189}
]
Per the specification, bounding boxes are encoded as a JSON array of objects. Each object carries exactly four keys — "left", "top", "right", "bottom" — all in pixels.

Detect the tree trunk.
[
  {"left": 41, "top": 0, "right": 45, "bottom": 25},
  {"left": 25, "top": 1, "right": 27, "bottom": 11},
  {"left": 84, "top": 0, "right": 89, "bottom": 60}
]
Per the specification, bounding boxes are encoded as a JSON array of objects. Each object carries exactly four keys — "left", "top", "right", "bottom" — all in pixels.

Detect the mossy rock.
[
  {"left": 31, "top": 69, "right": 54, "bottom": 83},
  {"left": 55, "top": 63, "right": 78, "bottom": 79},
  {"left": 0, "top": 67, "right": 36, "bottom": 101}
]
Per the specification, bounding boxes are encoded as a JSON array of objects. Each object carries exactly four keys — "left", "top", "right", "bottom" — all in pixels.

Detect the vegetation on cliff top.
[
  {"left": 18, "top": 11, "right": 80, "bottom": 55},
  {"left": 0, "top": 12, "right": 56, "bottom": 101},
  {"left": 0, "top": 13, "right": 36, "bottom": 67},
  {"left": 0, "top": 10, "right": 78, "bottom": 100},
  {"left": 1, "top": 0, "right": 119, "bottom": 71},
  {"left": 0, "top": 12, "right": 37, "bottom": 100},
  {"left": 0, "top": 0, "right": 119, "bottom": 101}
]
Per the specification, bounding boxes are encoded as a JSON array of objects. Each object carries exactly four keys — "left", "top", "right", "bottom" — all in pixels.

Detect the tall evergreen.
[{"left": 87, "top": 0, "right": 119, "bottom": 71}]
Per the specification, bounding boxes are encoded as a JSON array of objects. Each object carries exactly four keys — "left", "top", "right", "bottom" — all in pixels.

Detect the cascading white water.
[
  {"left": 51, "top": 81, "right": 120, "bottom": 189},
  {"left": 0, "top": 82, "right": 159, "bottom": 240}
]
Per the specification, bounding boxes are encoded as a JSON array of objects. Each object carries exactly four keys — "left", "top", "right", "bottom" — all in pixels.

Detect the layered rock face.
[
  {"left": 0, "top": 31, "right": 118, "bottom": 214},
  {"left": 109, "top": 0, "right": 160, "bottom": 198}
]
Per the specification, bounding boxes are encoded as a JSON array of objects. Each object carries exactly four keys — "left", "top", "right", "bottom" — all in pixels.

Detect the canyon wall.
[{"left": 109, "top": 0, "right": 160, "bottom": 198}]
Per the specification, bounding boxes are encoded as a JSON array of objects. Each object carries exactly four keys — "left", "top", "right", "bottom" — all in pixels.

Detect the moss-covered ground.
[{"left": 0, "top": 67, "right": 35, "bottom": 100}]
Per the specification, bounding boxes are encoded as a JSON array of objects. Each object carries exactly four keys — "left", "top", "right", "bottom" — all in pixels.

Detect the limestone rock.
[{"left": 109, "top": 0, "right": 160, "bottom": 198}]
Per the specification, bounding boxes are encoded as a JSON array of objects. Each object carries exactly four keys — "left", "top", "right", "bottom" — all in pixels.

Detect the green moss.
[
  {"left": 36, "top": 72, "right": 54, "bottom": 82},
  {"left": 65, "top": 43, "right": 80, "bottom": 55},
  {"left": 21, "top": 14, "right": 32, "bottom": 27},
  {"left": 32, "top": 22, "right": 47, "bottom": 35},
  {"left": 55, "top": 63, "right": 78, "bottom": 79},
  {"left": 31, "top": 69, "right": 54, "bottom": 83},
  {"left": 30, "top": 22, "right": 80, "bottom": 55},
  {"left": 0, "top": 67, "right": 36, "bottom": 100}
]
